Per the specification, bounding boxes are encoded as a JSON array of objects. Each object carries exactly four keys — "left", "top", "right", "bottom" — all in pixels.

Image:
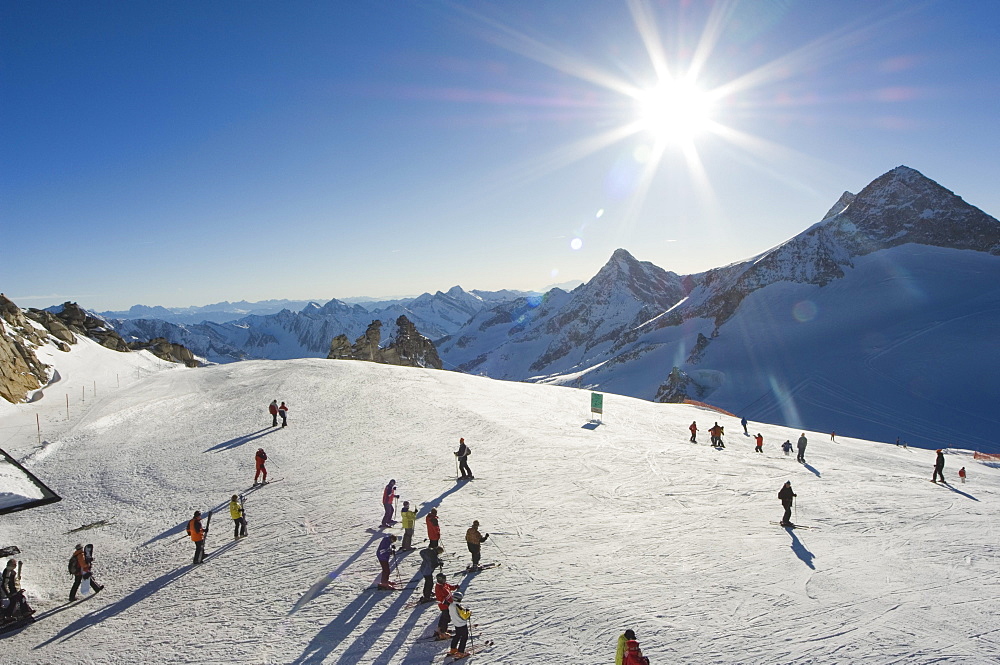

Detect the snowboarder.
[
  {"left": 741, "top": 416, "right": 749, "bottom": 435},
  {"left": 754, "top": 433, "right": 764, "bottom": 453},
  {"left": 796, "top": 433, "right": 808, "bottom": 463},
  {"left": 781, "top": 440, "right": 793, "bottom": 456},
  {"left": 268, "top": 400, "right": 279, "bottom": 427},
  {"left": 932, "top": 449, "right": 946, "bottom": 483},
  {"left": 400, "top": 501, "right": 417, "bottom": 550},
  {"left": 434, "top": 572, "right": 458, "bottom": 640},
  {"left": 616, "top": 629, "right": 637, "bottom": 665},
  {"left": 254, "top": 448, "right": 268, "bottom": 485},
  {"left": 689, "top": 421, "right": 698, "bottom": 443},
  {"left": 278, "top": 401, "right": 288, "bottom": 427},
  {"left": 426, "top": 507, "right": 441, "bottom": 549},
  {"left": 465, "top": 520, "right": 489, "bottom": 570},
  {"left": 1, "top": 559, "right": 34, "bottom": 623},
  {"left": 448, "top": 591, "right": 472, "bottom": 658},
  {"left": 418, "top": 545, "right": 445, "bottom": 602},
  {"left": 455, "top": 437, "right": 473, "bottom": 479},
  {"left": 230, "top": 494, "right": 247, "bottom": 539},
  {"left": 188, "top": 511, "right": 208, "bottom": 564},
  {"left": 376, "top": 534, "right": 397, "bottom": 590},
  {"left": 959, "top": 466, "right": 967, "bottom": 484},
  {"left": 778, "top": 481, "right": 796, "bottom": 527},
  {"left": 69, "top": 543, "right": 104, "bottom": 600},
  {"left": 381, "top": 479, "right": 397, "bottom": 528}
]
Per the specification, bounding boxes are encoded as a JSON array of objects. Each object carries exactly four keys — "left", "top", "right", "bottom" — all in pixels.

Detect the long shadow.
[
  {"left": 802, "top": 462, "right": 821, "bottom": 478},
  {"left": 581, "top": 421, "right": 601, "bottom": 430},
  {"left": 289, "top": 531, "right": 385, "bottom": 616},
  {"left": 204, "top": 427, "right": 278, "bottom": 453},
  {"left": 415, "top": 483, "right": 467, "bottom": 519},
  {"left": 333, "top": 569, "right": 427, "bottom": 665},
  {"left": 785, "top": 528, "right": 815, "bottom": 570},
  {"left": 940, "top": 483, "right": 979, "bottom": 501},
  {"left": 34, "top": 540, "right": 241, "bottom": 648}
]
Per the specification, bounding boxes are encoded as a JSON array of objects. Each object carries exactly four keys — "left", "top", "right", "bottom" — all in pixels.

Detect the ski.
[
  {"left": 403, "top": 596, "right": 438, "bottom": 610},
  {"left": 246, "top": 478, "right": 284, "bottom": 491},
  {"left": 415, "top": 625, "right": 480, "bottom": 641},
  {"left": 460, "top": 562, "right": 501, "bottom": 574},
  {"left": 365, "top": 584, "right": 419, "bottom": 592},
  {"left": 770, "top": 522, "right": 815, "bottom": 529},
  {"left": 440, "top": 640, "right": 495, "bottom": 661},
  {"left": 64, "top": 520, "right": 115, "bottom": 534}
]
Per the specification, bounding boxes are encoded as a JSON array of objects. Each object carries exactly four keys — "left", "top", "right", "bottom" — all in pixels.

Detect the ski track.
[{"left": 1, "top": 358, "right": 999, "bottom": 663}]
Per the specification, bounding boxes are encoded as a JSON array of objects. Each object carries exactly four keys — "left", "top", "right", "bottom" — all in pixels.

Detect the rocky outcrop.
[
  {"left": 327, "top": 316, "right": 442, "bottom": 369},
  {"left": 128, "top": 338, "right": 200, "bottom": 367},
  {"left": 26, "top": 302, "right": 131, "bottom": 352},
  {"left": 0, "top": 294, "right": 50, "bottom": 403}
]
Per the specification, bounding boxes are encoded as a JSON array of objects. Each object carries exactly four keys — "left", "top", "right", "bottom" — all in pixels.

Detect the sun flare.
[{"left": 634, "top": 78, "right": 715, "bottom": 142}]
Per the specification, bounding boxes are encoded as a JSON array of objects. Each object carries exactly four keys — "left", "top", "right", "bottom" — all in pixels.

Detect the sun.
[{"left": 634, "top": 78, "right": 715, "bottom": 142}]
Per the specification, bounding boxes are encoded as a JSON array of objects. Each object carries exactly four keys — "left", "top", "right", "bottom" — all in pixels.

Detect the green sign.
[{"left": 591, "top": 392, "right": 603, "bottom": 414}]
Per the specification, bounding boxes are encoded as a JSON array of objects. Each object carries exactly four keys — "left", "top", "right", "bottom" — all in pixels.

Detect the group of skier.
[
  {"left": 267, "top": 400, "right": 289, "bottom": 427},
  {"left": 690, "top": 418, "right": 811, "bottom": 463}
]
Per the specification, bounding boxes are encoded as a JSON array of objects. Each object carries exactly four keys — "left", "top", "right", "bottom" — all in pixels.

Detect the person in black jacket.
[
  {"left": 418, "top": 545, "right": 444, "bottom": 602},
  {"left": 932, "top": 449, "right": 946, "bottom": 483},
  {"left": 778, "top": 481, "right": 796, "bottom": 527},
  {"left": 454, "top": 437, "right": 473, "bottom": 480}
]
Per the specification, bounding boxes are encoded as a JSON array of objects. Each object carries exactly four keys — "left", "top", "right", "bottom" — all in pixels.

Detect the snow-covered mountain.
[
  {"left": 111, "top": 287, "right": 527, "bottom": 363},
  {"left": 99, "top": 299, "right": 326, "bottom": 325},
  {"left": 2, "top": 340, "right": 999, "bottom": 664},
  {"left": 439, "top": 167, "right": 1000, "bottom": 452}
]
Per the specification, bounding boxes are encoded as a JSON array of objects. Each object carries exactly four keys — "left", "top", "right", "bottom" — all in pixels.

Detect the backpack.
[{"left": 68, "top": 554, "right": 80, "bottom": 575}]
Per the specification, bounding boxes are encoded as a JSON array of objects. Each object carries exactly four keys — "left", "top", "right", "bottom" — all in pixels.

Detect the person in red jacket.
[
  {"left": 278, "top": 402, "right": 289, "bottom": 427},
  {"left": 434, "top": 572, "right": 458, "bottom": 640},
  {"left": 268, "top": 400, "right": 278, "bottom": 427},
  {"left": 754, "top": 433, "right": 764, "bottom": 453},
  {"left": 623, "top": 636, "right": 650, "bottom": 665},
  {"left": 255, "top": 448, "right": 268, "bottom": 485},
  {"left": 426, "top": 507, "right": 441, "bottom": 549},
  {"left": 688, "top": 421, "right": 698, "bottom": 443},
  {"left": 381, "top": 479, "right": 397, "bottom": 528}
]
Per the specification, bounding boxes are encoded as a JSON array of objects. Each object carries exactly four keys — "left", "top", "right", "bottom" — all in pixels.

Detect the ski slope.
[{"left": 1, "top": 345, "right": 998, "bottom": 664}]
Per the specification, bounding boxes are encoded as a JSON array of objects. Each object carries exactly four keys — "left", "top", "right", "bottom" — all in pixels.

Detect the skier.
[
  {"left": 426, "top": 507, "right": 441, "bottom": 549},
  {"left": 434, "top": 572, "right": 458, "bottom": 640},
  {"left": 781, "top": 440, "right": 793, "bottom": 456},
  {"left": 0, "top": 559, "right": 34, "bottom": 623},
  {"left": 796, "top": 433, "right": 808, "bottom": 463},
  {"left": 754, "top": 433, "right": 764, "bottom": 453},
  {"left": 418, "top": 545, "right": 445, "bottom": 602},
  {"left": 709, "top": 422, "right": 725, "bottom": 448},
  {"left": 448, "top": 591, "right": 472, "bottom": 658},
  {"left": 959, "top": 466, "right": 967, "bottom": 484},
  {"left": 381, "top": 479, "right": 397, "bottom": 528},
  {"left": 254, "top": 448, "right": 268, "bottom": 485},
  {"left": 465, "top": 520, "right": 489, "bottom": 570},
  {"left": 932, "top": 449, "right": 946, "bottom": 483},
  {"left": 778, "top": 481, "right": 796, "bottom": 527},
  {"left": 741, "top": 416, "right": 749, "bottom": 435},
  {"left": 188, "top": 511, "right": 208, "bottom": 565},
  {"left": 268, "top": 400, "right": 279, "bottom": 427},
  {"left": 455, "top": 437, "right": 473, "bottom": 480},
  {"left": 376, "top": 534, "right": 397, "bottom": 590},
  {"left": 616, "top": 629, "right": 637, "bottom": 665},
  {"left": 688, "top": 421, "right": 698, "bottom": 443},
  {"left": 623, "top": 632, "right": 650, "bottom": 665},
  {"left": 230, "top": 494, "right": 247, "bottom": 539},
  {"left": 400, "top": 501, "right": 417, "bottom": 551},
  {"left": 278, "top": 401, "right": 289, "bottom": 427},
  {"left": 69, "top": 543, "right": 104, "bottom": 600},
  {"left": 830, "top": 431, "right": 836, "bottom": 441}
]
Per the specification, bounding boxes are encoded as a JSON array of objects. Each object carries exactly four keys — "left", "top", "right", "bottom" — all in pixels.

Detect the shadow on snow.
[{"left": 204, "top": 427, "right": 279, "bottom": 453}]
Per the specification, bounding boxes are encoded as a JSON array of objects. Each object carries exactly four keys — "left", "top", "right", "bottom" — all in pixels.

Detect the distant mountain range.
[{"left": 98, "top": 166, "right": 1000, "bottom": 451}]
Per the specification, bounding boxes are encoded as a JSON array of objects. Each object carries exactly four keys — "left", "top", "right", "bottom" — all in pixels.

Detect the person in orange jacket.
[
  {"left": 688, "top": 421, "right": 698, "bottom": 443},
  {"left": 69, "top": 544, "right": 104, "bottom": 600},
  {"left": 254, "top": 448, "right": 268, "bottom": 485},
  {"left": 426, "top": 507, "right": 441, "bottom": 549},
  {"left": 959, "top": 466, "right": 967, "bottom": 483},
  {"left": 187, "top": 511, "right": 208, "bottom": 564},
  {"left": 754, "top": 433, "right": 764, "bottom": 453}
]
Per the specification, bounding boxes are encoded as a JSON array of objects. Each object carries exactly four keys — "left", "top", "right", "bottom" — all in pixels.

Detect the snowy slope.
[{"left": 1, "top": 346, "right": 999, "bottom": 664}]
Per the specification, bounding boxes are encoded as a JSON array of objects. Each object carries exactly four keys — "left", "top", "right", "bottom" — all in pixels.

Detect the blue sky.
[{"left": 3, "top": 0, "right": 999, "bottom": 311}]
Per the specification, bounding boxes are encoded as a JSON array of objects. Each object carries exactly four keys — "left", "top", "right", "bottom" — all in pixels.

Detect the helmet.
[
  {"left": 451, "top": 591, "right": 463, "bottom": 601},
  {"left": 436, "top": 573, "right": 447, "bottom": 583}
]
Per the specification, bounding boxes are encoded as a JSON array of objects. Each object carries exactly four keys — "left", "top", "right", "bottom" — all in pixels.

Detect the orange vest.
[{"left": 188, "top": 518, "right": 204, "bottom": 542}]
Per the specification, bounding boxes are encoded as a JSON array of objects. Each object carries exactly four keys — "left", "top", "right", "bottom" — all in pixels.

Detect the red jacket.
[
  {"left": 255, "top": 450, "right": 267, "bottom": 469},
  {"left": 689, "top": 423, "right": 697, "bottom": 433},
  {"left": 755, "top": 434, "right": 763, "bottom": 446},
  {"left": 426, "top": 513, "right": 440, "bottom": 540},
  {"left": 383, "top": 483, "right": 396, "bottom": 505},
  {"left": 268, "top": 403, "right": 278, "bottom": 415},
  {"left": 435, "top": 582, "right": 457, "bottom": 611},
  {"left": 623, "top": 640, "right": 646, "bottom": 665}
]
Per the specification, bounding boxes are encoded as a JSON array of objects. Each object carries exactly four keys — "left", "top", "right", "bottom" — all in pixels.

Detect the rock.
[{"left": 326, "top": 316, "right": 442, "bottom": 369}]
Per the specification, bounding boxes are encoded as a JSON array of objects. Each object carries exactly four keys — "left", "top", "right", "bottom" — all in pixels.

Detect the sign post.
[{"left": 590, "top": 392, "right": 603, "bottom": 423}]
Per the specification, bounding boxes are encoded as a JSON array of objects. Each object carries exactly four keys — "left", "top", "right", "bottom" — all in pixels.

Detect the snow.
[{"left": 1, "top": 343, "right": 999, "bottom": 664}]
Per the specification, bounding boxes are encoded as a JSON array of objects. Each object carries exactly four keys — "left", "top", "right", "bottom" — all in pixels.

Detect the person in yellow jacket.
[
  {"left": 399, "top": 501, "right": 417, "bottom": 551},
  {"left": 230, "top": 495, "right": 247, "bottom": 539},
  {"left": 616, "top": 629, "right": 636, "bottom": 665}
]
